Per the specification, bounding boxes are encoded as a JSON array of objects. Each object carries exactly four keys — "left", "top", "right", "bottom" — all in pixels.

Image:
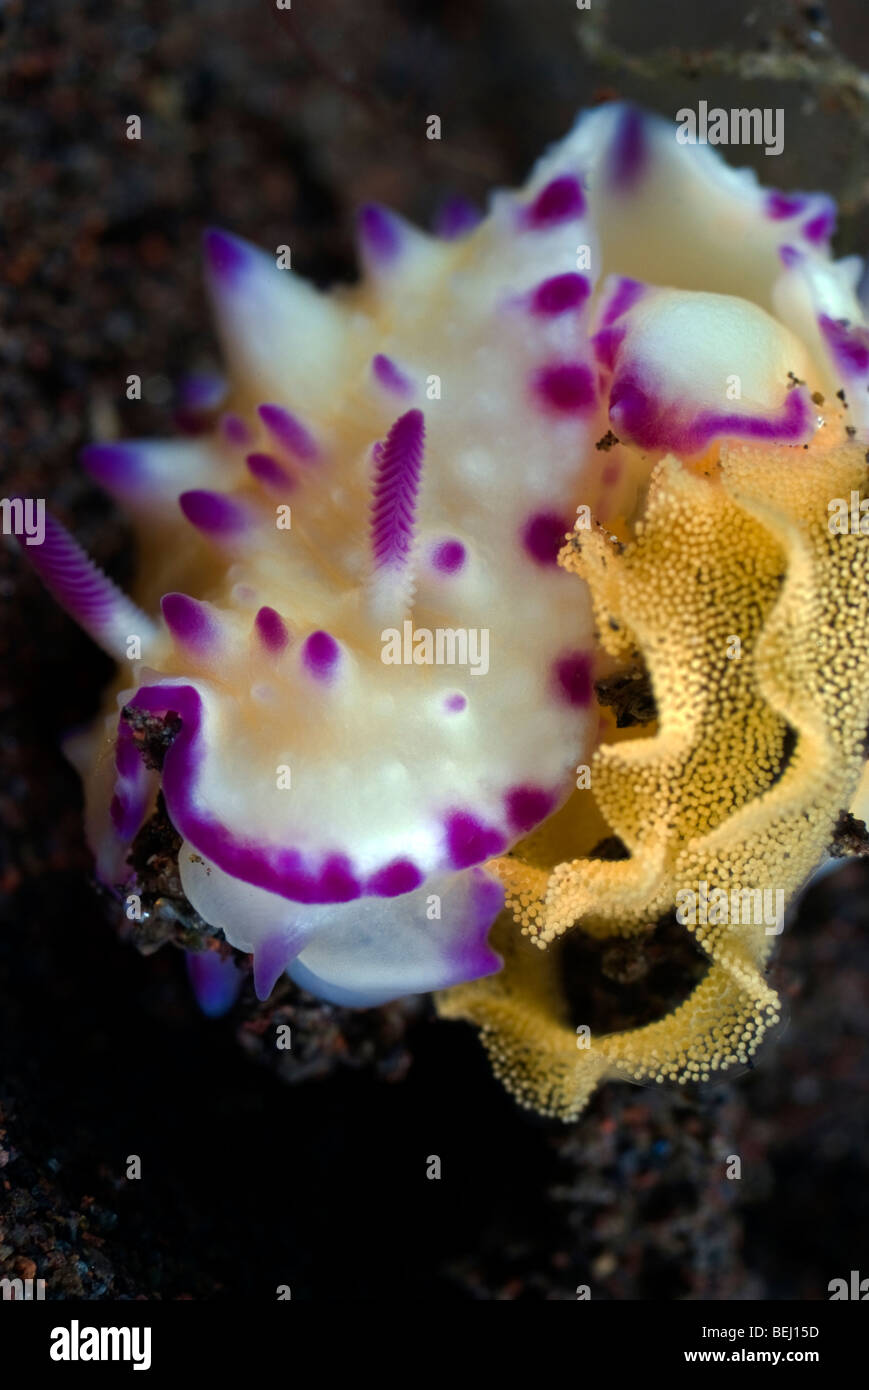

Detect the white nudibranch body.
[{"left": 24, "top": 104, "right": 869, "bottom": 1010}]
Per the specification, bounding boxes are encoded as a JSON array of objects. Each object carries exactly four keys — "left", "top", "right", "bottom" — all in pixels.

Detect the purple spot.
[
  {"left": 318, "top": 855, "right": 362, "bottom": 902},
  {"left": 258, "top": 404, "right": 319, "bottom": 462},
  {"left": 186, "top": 950, "right": 243, "bottom": 1019},
  {"left": 609, "top": 106, "right": 646, "bottom": 191},
  {"left": 522, "top": 511, "right": 570, "bottom": 566},
  {"left": 553, "top": 651, "right": 593, "bottom": 707},
  {"left": 778, "top": 244, "right": 802, "bottom": 269},
  {"left": 246, "top": 452, "right": 295, "bottom": 491},
  {"left": 368, "top": 859, "right": 424, "bottom": 897},
  {"left": 436, "top": 195, "right": 482, "bottom": 239},
  {"left": 803, "top": 208, "right": 836, "bottom": 244},
  {"left": 534, "top": 362, "right": 595, "bottom": 414},
  {"left": 221, "top": 413, "right": 252, "bottom": 446},
  {"left": 531, "top": 273, "right": 590, "bottom": 317},
  {"left": 766, "top": 192, "right": 807, "bottom": 220},
  {"left": 372, "top": 353, "right": 412, "bottom": 396},
  {"left": 180, "top": 489, "right": 248, "bottom": 536},
  {"left": 525, "top": 176, "right": 585, "bottom": 229},
  {"left": 255, "top": 605, "right": 289, "bottom": 653},
  {"left": 303, "top": 629, "right": 340, "bottom": 681},
  {"left": 444, "top": 692, "right": 467, "bottom": 713},
  {"left": 445, "top": 811, "right": 507, "bottom": 870},
  {"left": 358, "top": 203, "right": 402, "bottom": 265},
  {"left": 161, "top": 593, "right": 219, "bottom": 653},
  {"left": 370, "top": 409, "right": 425, "bottom": 571},
  {"left": 203, "top": 227, "right": 251, "bottom": 285},
  {"left": 431, "top": 538, "right": 466, "bottom": 574},
  {"left": 600, "top": 277, "right": 646, "bottom": 327},
  {"left": 506, "top": 785, "right": 556, "bottom": 833}
]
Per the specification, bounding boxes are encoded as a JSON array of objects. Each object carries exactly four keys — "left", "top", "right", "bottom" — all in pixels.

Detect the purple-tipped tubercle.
[
  {"left": 162, "top": 592, "right": 220, "bottom": 654},
  {"left": 302, "top": 630, "right": 341, "bottom": 682},
  {"left": 372, "top": 353, "right": 412, "bottom": 397},
  {"left": 258, "top": 404, "right": 319, "bottom": 462},
  {"left": 179, "top": 489, "right": 249, "bottom": 537},
  {"left": 254, "top": 605, "right": 290, "bottom": 654},
  {"left": 358, "top": 203, "right": 402, "bottom": 265},
  {"left": 436, "top": 195, "right": 482, "bottom": 239},
  {"left": 203, "top": 227, "right": 252, "bottom": 286},
  {"left": 246, "top": 452, "right": 295, "bottom": 492}
]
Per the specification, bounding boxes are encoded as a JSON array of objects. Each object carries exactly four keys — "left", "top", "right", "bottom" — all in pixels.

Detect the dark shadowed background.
[{"left": 2, "top": 0, "right": 869, "bottom": 1300}]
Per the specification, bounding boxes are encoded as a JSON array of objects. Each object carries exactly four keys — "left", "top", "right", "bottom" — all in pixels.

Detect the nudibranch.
[{"left": 22, "top": 103, "right": 869, "bottom": 1115}]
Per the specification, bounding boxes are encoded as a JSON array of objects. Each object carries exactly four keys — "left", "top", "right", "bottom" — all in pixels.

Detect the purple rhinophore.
[
  {"left": 524, "top": 176, "right": 585, "bottom": 229},
  {"left": 530, "top": 273, "right": 591, "bottom": 317},
  {"left": 534, "top": 362, "right": 595, "bottom": 413},
  {"left": 505, "top": 785, "right": 556, "bottom": 833},
  {"left": 431, "top": 538, "right": 466, "bottom": 574},
  {"left": 553, "top": 651, "right": 594, "bottom": 708},
  {"left": 246, "top": 452, "right": 295, "bottom": 491},
  {"left": 521, "top": 511, "right": 570, "bottom": 566},
  {"left": 358, "top": 203, "right": 402, "bottom": 265},
  {"left": 367, "top": 859, "right": 425, "bottom": 897},
  {"left": 186, "top": 949, "right": 244, "bottom": 1019},
  {"left": 444, "top": 810, "right": 507, "bottom": 870},
  {"left": 435, "top": 195, "right": 482, "bottom": 239},
  {"left": 372, "top": 353, "right": 413, "bottom": 396},
  {"left": 21, "top": 509, "right": 130, "bottom": 633},
  {"left": 258, "top": 403, "right": 319, "bottom": 462},
  {"left": 370, "top": 409, "right": 425, "bottom": 572},
  {"left": 203, "top": 227, "right": 252, "bottom": 286},
  {"left": 254, "top": 605, "right": 290, "bottom": 654},
  {"left": 302, "top": 629, "right": 341, "bottom": 682},
  {"left": 161, "top": 592, "right": 219, "bottom": 653},
  {"left": 180, "top": 489, "right": 248, "bottom": 537},
  {"left": 609, "top": 106, "right": 647, "bottom": 191}
]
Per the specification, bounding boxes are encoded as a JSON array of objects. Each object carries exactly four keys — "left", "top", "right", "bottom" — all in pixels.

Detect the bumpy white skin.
[{"left": 45, "top": 103, "right": 868, "bottom": 1009}]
